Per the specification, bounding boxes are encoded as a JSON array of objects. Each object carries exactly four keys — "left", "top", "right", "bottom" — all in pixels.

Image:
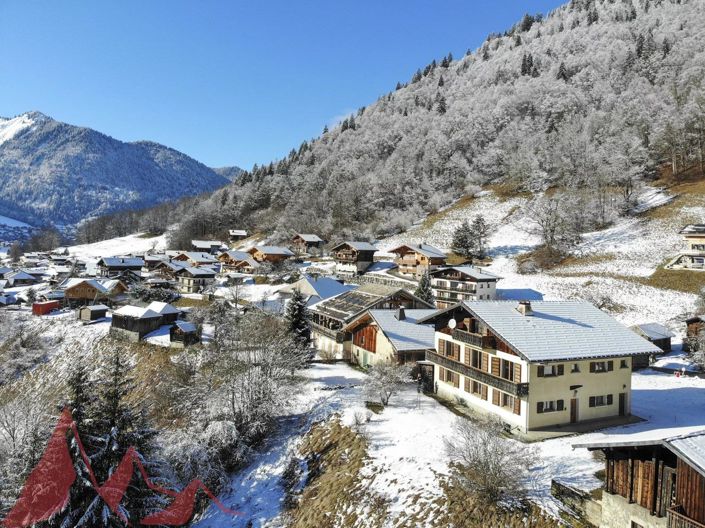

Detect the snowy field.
[
  {"left": 65, "top": 232, "right": 167, "bottom": 261},
  {"left": 0, "top": 214, "right": 31, "bottom": 228},
  {"left": 193, "top": 362, "right": 705, "bottom": 527}
]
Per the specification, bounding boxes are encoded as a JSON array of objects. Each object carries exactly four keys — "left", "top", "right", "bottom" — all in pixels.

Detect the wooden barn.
[
  {"left": 170, "top": 320, "right": 200, "bottom": 348},
  {"left": 110, "top": 305, "right": 163, "bottom": 341},
  {"left": 292, "top": 234, "right": 325, "bottom": 255},
  {"left": 331, "top": 241, "right": 378, "bottom": 276},
  {"left": 77, "top": 304, "right": 109, "bottom": 322},
  {"left": 575, "top": 430, "right": 705, "bottom": 528},
  {"left": 631, "top": 323, "right": 675, "bottom": 354}
]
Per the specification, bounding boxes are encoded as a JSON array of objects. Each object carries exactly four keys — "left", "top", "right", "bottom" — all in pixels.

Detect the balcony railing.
[
  {"left": 426, "top": 350, "right": 529, "bottom": 397},
  {"left": 311, "top": 322, "right": 344, "bottom": 342},
  {"left": 452, "top": 329, "right": 496, "bottom": 349},
  {"left": 668, "top": 506, "right": 705, "bottom": 528},
  {"left": 432, "top": 283, "right": 477, "bottom": 293}
]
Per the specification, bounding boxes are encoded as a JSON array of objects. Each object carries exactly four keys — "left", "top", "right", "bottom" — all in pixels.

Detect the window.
[
  {"left": 537, "top": 364, "right": 564, "bottom": 377},
  {"left": 620, "top": 359, "right": 628, "bottom": 369},
  {"left": 571, "top": 363, "right": 580, "bottom": 373},
  {"left": 590, "top": 361, "right": 614, "bottom": 373},
  {"left": 536, "top": 400, "right": 564, "bottom": 413},
  {"left": 589, "top": 394, "right": 614, "bottom": 407},
  {"left": 471, "top": 349, "right": 482, "bottom": 369},
  {"left": 471, "top": 381, "right": 482, "bottom": 396},
  {"left": 500, "top": 359, "right": 515, "bottom": 381},
  {"left": 501, "top": 393, "right": 514, "bottom": 409},
  {"left": 439, "top": 339, "right": 460, "bottom": 361}
]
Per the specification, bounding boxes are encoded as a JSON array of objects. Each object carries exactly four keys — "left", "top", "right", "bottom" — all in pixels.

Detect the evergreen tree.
[
  {"left": 556, "top": 61, "right": 569, "bottom": 81},
  {"left": 438, "top": 75, "right": 445, "bottom": 88},
  {"left": 285, "top": 288, "right": 311, "bottom": 346},
  {"left": 414, "top": 271, "right": 434, "bottom": 306},
  {"left": 436, "top": 96, "right": 447, "bottom": 115},
  {"left": 25, "top": 288, "right": 36, "bottom": 305},
  {"left": 469, "top": 215, "right": 490, "bottom": 259},
  {"left": 452, "top": 220, "right": 473, "bottom": 258}
]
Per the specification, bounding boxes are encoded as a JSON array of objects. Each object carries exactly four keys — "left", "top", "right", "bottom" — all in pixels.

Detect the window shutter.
[
  {"left": 537, "top": 402, "right": 544, "bottom": 414},
  {"left": 537, "top": 365, "right": 545, "bottom": 377},
  {"left": 607, "top": 394, "right": 613, "bottom": 405},
  {"left": 492, "top": 390, "right": 500, "bottom": 406},
  {"left": 589, "top": 362, "right": 596, "bottom": 373},
  {"left": 557, "top": 364, "right": 564, "bottom": 376},
  {"left": 589, "top": 396, "right": 595, "bottom": 407},
  {"left": 513, "top": 397, "right": 521, "bottom": 415},
  {"left": 481, "top": 385, "right": 488, "bottom": 400},
  {"left": 513, "top": 363, "right": 521, "bottom": 382},
  {"left": 607, "top": 360, "right": 614, "bottom": 372},
  {"left": 453, "top": 343, "right": 460, "bottom": 360},
  {"left": 464, "top": 378, "right": 471, "bottom": 393},
  {"left": 491, "top": 357, "right": 500, "bottom": 377},
  {"left": 453, "top": 372, "right": 460, "bottom": 388},
  {"left": 557, "top": 400, "right": 564, "bottom": 411},
  {"left": 481, "top": 352, "right": 488, "bottom": 372}
]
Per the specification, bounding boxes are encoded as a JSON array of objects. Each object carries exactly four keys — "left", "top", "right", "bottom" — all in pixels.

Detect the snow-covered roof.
[
  {"left": 146, "top": 301, "right": 181, "bottom": 315},
  {"left": 632, "top": 322, "right": 675, "bottom": 340},
  {"left": 113, "top": 305, "right": 161, "bottom": 319},
  {"left": 432, "top": 265, "right": 501, "bottom": 281},
  {"left": 280, "top": 275, "right": 356, "bottom": 301},
  {"left": 679, "top": 224, "right": 705, "bottom": 235},
  {"left": 368, "top": 309, "right": 437, "bottom": 352},
  {"left": 7, "top": 270, "right": 35, "bottom": 281},
  {"left": 228, "top": 229, "right": 248, "bottom": 236},
  {"left": 295, "top": 234, "right": 324, "bottom": 243},
  {"left": 173, "top": 320, "right": 197, "bottom": 332},
  {"left": 251, "top": 246, "right": 295, "bottom": 256},
  {"left": 0, "top": 267, "right": 12, "bottom": 276},
  {"left": 178, "top": 252, "right": 217, "bottom": 262},
  {"left": 180, "top": 266, "right": 216, "bottom": 277},
  {"left": 419, "top": 300, "right": 661, "bottom": 362},
  {"left": 390, "top": 243, "right": 446, "bottom": 259},
  {"left": 98, "top": 257, "right": 144, "bottom": 268},
  {"left": 60, "top": 278, "right": 123, "bottom": 294},
  {"left": 0, "top": 293, "right": 18, "bottom": 305},
  {"left": 574, "top": 429, "right": 705, "bottom": 477},
  {"left": 191, "top": 239, "right": 223, "bottom": 248},
  {"left": 332, "top": 241, "right": 378, "bottom": 252},
  {"left": 221, "top": 250, "right": 251, "bottom": 260},
  {"left": 81, "top": 304, "right": 109, "bottom": 311}
]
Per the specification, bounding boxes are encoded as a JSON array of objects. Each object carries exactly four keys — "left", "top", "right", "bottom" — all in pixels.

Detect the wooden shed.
[
  {"left": 32, "top": 300, "right": 61, "bottom": 316},
  {"left": 170, "top": 320, "right": 200, "bottom": 347},
  {"left": 77, "top": 304, "right": 109, "bottom": 322}
]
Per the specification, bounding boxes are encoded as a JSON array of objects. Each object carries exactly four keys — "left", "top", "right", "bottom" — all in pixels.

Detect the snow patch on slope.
[{"left": 0, "top": 114, "right": 35, "bottom": 146}]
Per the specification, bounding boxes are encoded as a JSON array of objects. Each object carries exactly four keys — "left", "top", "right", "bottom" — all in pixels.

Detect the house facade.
[
  {"left": 344, "top": 307, "right": 436, "bottom": 367},
  {"left": 62, "top": 278, "right": 128, "bottom": 306},
  {"left": 218, "top": 250, "right": 260, "bottom": 273},
  {"left": 430, "top": 266, "right": 501, "bottom": 308},
  {"left": 247, "top": 246, "right": 295, "bottom": 264},
  {"left": 389, "top": 243, "right": 447, "bottom": 278},
  {"left": 310, "top": 288, "right": 434, "bottom": 359},
  {"left": 292, "top": 234, "right": 325, "bottom": 255},
  {"left": 574, "top": 430, "right": 705, "bottom": 528},
  {"left": 175, "top": 267, "right": 216, "bottom": 293},
  {"left": 667, "top": 224, "right": 705, "bottom": 270},
  {"left": 110, "top": 306, "right": 163, "bottom": 341},
  {"left": 97, "top": 257, "right": 144, "bottom": 277},
  {"left": 417, "top": 301, "right": 660, "bottom": 433},
  {"left": 331, "top": 241, "right": 378, "bottom": 276}
]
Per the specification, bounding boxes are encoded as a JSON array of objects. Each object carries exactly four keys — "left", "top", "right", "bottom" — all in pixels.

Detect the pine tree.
[
  {"left": 452, "top": 220, "right": 473, "bottom": 258},
  {"left": 556, "top": 61, "right": 569, "bottom": 81},
  {"left": 438, "top": 75, "right": 445, "bottom": 88},
  {"left": 285, "top": 288, "right": 311, "bottom": 346},
  {"left": 436, "top": 96, "right": 447, "bottom": 115},
  {"left": 414, "top": 271, "right": 434, "bottom": 306},
  {"left": 470, "top": 215, "right": 490, "bottom": 259}
]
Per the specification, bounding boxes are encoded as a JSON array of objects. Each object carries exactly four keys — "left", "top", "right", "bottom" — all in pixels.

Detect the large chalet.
[
  {"left": 331, "top": 241, "right": 378, "bottom": 276},
  {"left": 292, "top": 234, "right": 325, "bottom": 255},
  {"left": 417, "top": 300, "right": 660, "bottom": 433},
  {"left": 96, "top": 257, "right": 144, "bottom": 278},
  {"left": 389, "top": 243, "right": 447, "bottom": 278},
  {"left": 667, "top": 224, "right": 705, "bottom": 270},
  {"left": 247, "top": 246, "right": 295, "bottom": 264},
  {"left": 575, "top": 430, "right": 705, "bottom": 528},
  {"left": 430, "top": 265, "right": 501, "bottom": 308}
]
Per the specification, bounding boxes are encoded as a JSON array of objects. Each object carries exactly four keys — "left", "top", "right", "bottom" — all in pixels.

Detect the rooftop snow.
[
  {"left": 390, "top": 243, "right": 446, "bottom": 259},
  {"left": 368, "top": 309, "right": 437, "bottom": 352},
  {"left": 251, "top": 246, "right": 295, "bottom": 256},
  {"left": 332, "top": 241, "right": 378, "bottom": 252},
  {"left": 296, "top": 234, "right": 324, "bottom": 243},
  {"left": 633, "top": 322, "right": 675, "bottom": 340},
  {"left": 420, "top": 300, "right": 661, "bottom": 362},
  {"left": 433, "top": 265, "right": 501, "bottom": 281},
  {"left": 113, "top": 305, "right": 161, "bottom": 319}
]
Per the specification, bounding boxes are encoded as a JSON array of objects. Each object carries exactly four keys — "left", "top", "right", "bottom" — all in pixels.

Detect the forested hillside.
[{"left": 159, "top": 0, "right": 704, "bottom": 247}]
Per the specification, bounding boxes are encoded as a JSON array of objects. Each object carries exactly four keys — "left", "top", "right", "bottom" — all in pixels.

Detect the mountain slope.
[
  {"left": 0, "top": 112, "right": 233, "bottom": 225},
  {"left": 173, "top": 0, "right": 705, "bottom": 243}
]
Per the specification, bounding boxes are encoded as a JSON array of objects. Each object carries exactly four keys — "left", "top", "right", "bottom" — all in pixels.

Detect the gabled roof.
[
  {"left": 249, "top": 246, "right": 295, "bottom": 256},
  {"left": 389, "top": 243, "right": 446, "bottom": 259},
  {"left": 632, "top": 322, "right": 675, "bottom": 340},
  {"left": 220, "top": 250, "right": 251, "bottom": 261},
  {"left": 61, "top": 278, "right": 126, "bottom": 294},
  {"left": 179, "top": 266, "right": 216, "bottom": 277},
  {"left": 81, "top": 304, "right": 109, "bottom": 311},
  {"left": 155, "top": 261, "right": 187, "bottom": 272},
  {"left": 279, "top": 275, "right": 357, "bottom": 301},
  {"left": 98, "top": 257, "right": 144, "bottom": 268},
  {"left": 418, "top": 300, "right": 661, "bottom": 362},
  {"left": 191, "top": 240, "right": 223, "bottom": 248},
  {"left": 332, "top": 241, "right": 378, "bottom": 252},
  {"left": 431, "top": 265, "right": 501, "bottom": 281},
  {"left": 173, "top": 320, "right": 197, "bottom": 332},
  {"left": 680, "top": 224, "right": 705, "bottom": 235},
  {"left": 177, "top": 252, "right": 218, "bottom": 262},
  {"left": 574, "top": 429, "right": 705, "bottom": 478},
  {"left": 144, "top": 254, "right": 169, "bottom": 262},
  {"left": 295, "top": 234, "right": 324, "bottom": 243},
  {"left": 228, "top": 229, "right": 248, "bottom": 236},
  {"left": 0, "top": 267, "right": 12, "bottom": 276},
  {"left": 7, "top": 270, "right": 36, "bottom": 281},
  {"left": 366, "top": 309, "right": 437, "bottom": 352},
  {"left": 113, "top": 306, "right": 161, "bottom": 319},
  {"left": 146, "top": 301, "right": 181, "bottom": 315},
  {"left": 310, "top": 288, "right": 433, "bottom": 323}
]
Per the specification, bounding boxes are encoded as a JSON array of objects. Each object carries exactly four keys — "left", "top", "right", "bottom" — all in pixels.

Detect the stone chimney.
[
  {"left": 516, "top": 300, "right": 533, "bottom": 316},
  {"left": 396, "top": 306, "right": 406, "bottom": 321}
]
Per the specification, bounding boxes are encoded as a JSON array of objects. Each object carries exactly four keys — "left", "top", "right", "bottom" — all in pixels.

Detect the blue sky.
[{"left": 0, "top": 1, "right": 563, "bottom": 169}]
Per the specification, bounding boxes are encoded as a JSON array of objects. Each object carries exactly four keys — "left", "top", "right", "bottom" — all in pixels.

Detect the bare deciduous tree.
[{"left": 363, "top": 363, "right": 411, "bottom": 406}]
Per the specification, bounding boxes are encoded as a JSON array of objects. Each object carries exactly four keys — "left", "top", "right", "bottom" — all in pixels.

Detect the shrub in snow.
[{"left": 363, "top": 363, "right": 412, "bottom": 406}]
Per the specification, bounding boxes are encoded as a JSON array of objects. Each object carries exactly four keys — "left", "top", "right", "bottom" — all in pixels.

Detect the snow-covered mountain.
[{"left": 0, "top": 111, "right": 234, "bottom": 225}]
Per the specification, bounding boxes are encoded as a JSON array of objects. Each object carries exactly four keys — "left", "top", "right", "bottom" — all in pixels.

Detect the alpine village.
[{"left": 2, "top": 1, "right": 705, "bottom": 528}]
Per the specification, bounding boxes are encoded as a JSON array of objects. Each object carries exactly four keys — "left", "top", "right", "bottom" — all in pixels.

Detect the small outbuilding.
[
  {"left": 170, "top": 320, "right": 200, "bottom": 348},
  {"left": 32, "top": 300, "right": 61, "bottom": 316},
  {"left": 78, "top": 304, "right": 109, "bottom": 322},
  {"left": 630, "top": 322, "right": 675, "bottom": 353}
]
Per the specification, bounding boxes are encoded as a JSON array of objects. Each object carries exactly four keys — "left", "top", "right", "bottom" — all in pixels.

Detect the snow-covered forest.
[{"left": 145, "top": 0, "right": 704, "bottom": 246}]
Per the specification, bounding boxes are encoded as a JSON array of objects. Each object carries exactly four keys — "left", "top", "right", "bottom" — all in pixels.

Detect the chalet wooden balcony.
[
  {"left": 311, "top": 321, "right": 345, "bottom": 343},
  {"left": 432, "top": 283, "right": 477, "bottom": 294},
  {"left": 452, "top": 329, "right": 496, "bottom": 349},
  {"left": 426, "top": 350, "right": 529, "bottom": 397},
  {"left": 668, "top": 506, "right": 705, "bottom": 528}
]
